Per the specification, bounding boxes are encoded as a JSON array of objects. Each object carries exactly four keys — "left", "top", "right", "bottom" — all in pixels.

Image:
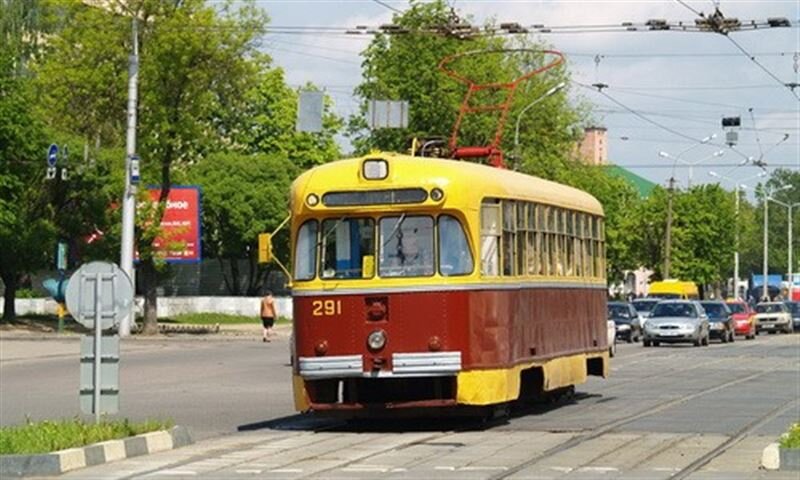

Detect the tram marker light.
[
  {"left": 430, "top": 188, "right": 444, "bottom": 202},
  {"left": 258, "top": 233, "right": 272, "bottom": 264},
  {"left": 306, "top": 193, "right": 319, "bottom": 207},
  {"left": 363, "top": 159, "right": 388, "bottom": 180}
]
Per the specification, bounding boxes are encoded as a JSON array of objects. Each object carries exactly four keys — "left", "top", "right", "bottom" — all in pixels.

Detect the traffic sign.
[
  {"left": 65, "top": 262, "right": 134, "bottom": 331},
  {"left": 47, "top": 144, "right": 58, "bottom": 167}
]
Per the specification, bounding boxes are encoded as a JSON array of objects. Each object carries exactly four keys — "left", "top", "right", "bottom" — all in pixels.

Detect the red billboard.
[{"left": 143, "top": 186, "right": 202, "bottom": 263}]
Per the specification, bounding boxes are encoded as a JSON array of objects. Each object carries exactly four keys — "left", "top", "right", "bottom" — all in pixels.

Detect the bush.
[
  {"left": 15, "top": 288, "right": 41, "bottom": 299},
  {"left": 0, "top": 418, "right": 173, "bottom": 455},
  {"left": 780, "top": 422, "right": 800, "bottom": 449}
]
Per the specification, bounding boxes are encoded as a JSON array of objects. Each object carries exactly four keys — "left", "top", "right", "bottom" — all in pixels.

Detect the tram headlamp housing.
[
  {"left": 367, "top": 329, "right": 387, "bottom": 351},
  {"left": 306, "top": 194, "right": 319, "bottom": 207},
  {"left": 363, "top": 159, "right": 388, "bottom": 180},
  {"left": 430, "top": 188, "right": 444, "bottom": 202}
]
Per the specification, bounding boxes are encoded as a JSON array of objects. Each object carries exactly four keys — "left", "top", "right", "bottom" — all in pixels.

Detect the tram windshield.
[{"left": 293, "top": 214, "right": 474, "bottom": 281}]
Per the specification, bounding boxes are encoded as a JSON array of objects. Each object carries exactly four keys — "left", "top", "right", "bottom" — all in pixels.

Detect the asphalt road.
[
  {"left": 2, "top": 328, "right": 799, "bottom": 479},
  {"left": 0, "top": 326, "right": 296, "bottom": 440}
]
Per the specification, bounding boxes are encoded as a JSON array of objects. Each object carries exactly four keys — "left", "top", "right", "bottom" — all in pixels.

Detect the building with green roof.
[{"left": 604, "top": 164, "right": 657, "bottom": 198}]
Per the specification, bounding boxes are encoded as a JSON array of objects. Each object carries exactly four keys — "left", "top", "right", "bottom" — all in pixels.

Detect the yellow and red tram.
[{"left": 288, "top": 151, "right": 608, "bottom": 414}]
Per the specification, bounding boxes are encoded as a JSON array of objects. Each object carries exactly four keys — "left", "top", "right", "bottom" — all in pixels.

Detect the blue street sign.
[{"left": 47, "top": 144, "right": 59, "bottom": 167}]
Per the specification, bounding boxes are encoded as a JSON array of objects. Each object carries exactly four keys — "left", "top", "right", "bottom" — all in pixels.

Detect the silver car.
[{"left": 643, "top": 300, "right": 710, "bottom": 347}]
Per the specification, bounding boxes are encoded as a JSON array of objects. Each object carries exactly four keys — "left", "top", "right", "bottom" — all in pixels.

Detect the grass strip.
[
  {"left": 0, "top": 418, "right": 173, "bottom": 455},
  {"left": 160, "top": 312, "right": 290, "bottom": 325},
  {"left": 780, "top": 422, "right": 800, "bottom": 449}
]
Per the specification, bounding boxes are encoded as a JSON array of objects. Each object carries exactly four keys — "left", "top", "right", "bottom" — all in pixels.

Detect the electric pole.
[
  {"left": 119, "top": 17, "right": 139, "bottom": 337},
  {"left": 664, "top": 176, "right": 675, "bottom": 279}
]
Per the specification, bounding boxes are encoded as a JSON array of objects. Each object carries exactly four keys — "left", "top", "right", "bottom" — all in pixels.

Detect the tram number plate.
[{"left": 312, "top": 299, "right": 342, "bottom": 316}]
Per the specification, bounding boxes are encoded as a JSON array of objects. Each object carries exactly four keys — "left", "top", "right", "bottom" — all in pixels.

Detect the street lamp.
[
  {"left": 513, "top": 81, "right": 566, "bottom": 169},
  {"left": 766, "top": 195, "right": 800, "bottom": 300},
  {"left": 761, "top": 184, "right": 793, "bottom": 300},
  {"left": 709, "top": 170, "right": 768, "bottom": 298},
  {"left": 660, "top": 148, "right": 725, "bottom": 187}
]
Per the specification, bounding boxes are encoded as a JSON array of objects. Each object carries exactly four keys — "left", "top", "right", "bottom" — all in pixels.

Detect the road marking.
[
  {"left": 341, "top": 467, "right": 389, "bottom": 472},
  {"left": 270, "top": 468, "right": 303, "bottom": 473},
  {"left": 235, "top": 469, "right": 263, "bottom": 474},
  {"left": 461, "top": 466, "right": 509, "bottom": 471},
  {"left": 578, "top": 466, "right": 619, "bottom": 472},
  {"left": 435, "top": 466, "right": 456, "bottom": 471},
  {"left": 549, "top": 466, "right": 573, "bottom": 472}
]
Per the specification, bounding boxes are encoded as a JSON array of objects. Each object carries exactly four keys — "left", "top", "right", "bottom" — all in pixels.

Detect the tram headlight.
[
  {"left": 430, "top": 188, "right": 444, "bottom": 202},
  {"left": 306, "top": 194, "right": 319, "bottom": 207},
  {"left": 367, "top": 329, "right": 387, "bottom": 351}
]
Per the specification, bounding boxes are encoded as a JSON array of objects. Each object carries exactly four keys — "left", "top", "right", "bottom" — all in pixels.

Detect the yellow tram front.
[{"left": 288, "top": 152, "right": 608, "bottom": 414}]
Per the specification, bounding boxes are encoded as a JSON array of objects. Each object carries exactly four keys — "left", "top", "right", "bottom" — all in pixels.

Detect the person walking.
[{"left": 260, "top": 291, "right": 277, "bottom": 342}]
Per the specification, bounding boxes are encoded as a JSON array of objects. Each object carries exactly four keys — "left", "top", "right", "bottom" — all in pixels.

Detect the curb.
[{"left": 0, "top": 426, "right": 192, "bottom": 477}]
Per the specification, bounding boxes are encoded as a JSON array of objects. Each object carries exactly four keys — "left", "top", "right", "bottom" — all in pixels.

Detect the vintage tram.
[{"left": 286, "top": 152, "right": 608, "bottom": 414}]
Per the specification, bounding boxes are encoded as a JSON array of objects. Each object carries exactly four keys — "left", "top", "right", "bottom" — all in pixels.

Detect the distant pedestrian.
[{"left": 260, "top": 291, "right": 276, "bottom": 342}]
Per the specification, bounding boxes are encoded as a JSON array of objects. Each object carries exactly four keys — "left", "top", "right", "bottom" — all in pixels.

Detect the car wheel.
[
  {"left": 653, "top": 341, "right": 660, "bottom": 347},
  {"left": 626, "top": 333, "right": 633, "bottom": 344},
  {"left": 729, "top": 330, "right": 735, "bottom": 342},
  {"left": 721, "top": 332, "right": 728, "bottom": 343},
  {"left": 702, "top": 334, "right": 710, "bottom": 346},
  {"left": 693, "top": 337, "right": 701, "bottom": 347},
  {"left": 643, "top": 339, "right": 651, "bottom": 347}
]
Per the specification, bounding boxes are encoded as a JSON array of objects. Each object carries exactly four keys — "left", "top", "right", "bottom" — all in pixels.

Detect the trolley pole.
[
  {"left": 119, "top": 18, "right": 139, "bottom": 337},
  {"left": 664, "top": 177, "right": 675, "bottom": 279}
]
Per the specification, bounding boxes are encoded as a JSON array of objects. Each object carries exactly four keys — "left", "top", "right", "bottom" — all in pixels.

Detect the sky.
[{"left": 240, "top": 0, "right": 799, "bottom": 194}]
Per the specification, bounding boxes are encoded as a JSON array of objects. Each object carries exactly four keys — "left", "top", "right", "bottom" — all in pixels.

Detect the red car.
[{"left": 726, "top": 300, "right": 756, "bottom": 339}]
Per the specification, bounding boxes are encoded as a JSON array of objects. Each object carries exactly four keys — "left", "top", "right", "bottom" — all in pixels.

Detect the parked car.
[
  {"left": 607, "top": 320, "right": 617, "bottom": 357},
  {"left": 726, "top": 299, "right": 757, "bottom": 339},
  {"left": 784, "top": 301, "right": 800, "bottom": 332},
  {"left": 632, "top": 298, "right": 660, "bottom": 327},
  {"left": 642, "top": 300, "right": 709, "bottom": 347},
  {"left": 755, "top": 302, "right": 793, "bottom": 334},
  {"left": 608, "top": 302, "right": 641, "bottom": 342},
  {"left": 699, "top": 301, "right": 735, "bottom": 343}
]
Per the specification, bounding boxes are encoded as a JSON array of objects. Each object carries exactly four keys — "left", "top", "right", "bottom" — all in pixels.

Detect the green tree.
[
  {"left": 190, "top": 152, "right": 296, "bottom": 295},
  {"left": 35, "top": 0, "right": 270, "bottom": 333}
]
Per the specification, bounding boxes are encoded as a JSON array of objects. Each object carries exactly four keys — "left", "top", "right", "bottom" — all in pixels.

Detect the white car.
[
  {"left": 607, "top": 320, "right": 617, "bottom": 357},
  {"left": 754, "top": 302, "right": 793, "bottom": 334}
]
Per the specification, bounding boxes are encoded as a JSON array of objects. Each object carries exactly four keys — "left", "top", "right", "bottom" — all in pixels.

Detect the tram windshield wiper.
[{"left": 381, "top": 213, "right": 406, "bottom": 248}]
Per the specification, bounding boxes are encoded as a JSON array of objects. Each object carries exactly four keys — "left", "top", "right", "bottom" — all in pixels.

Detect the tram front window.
[
  {"left": 439, "top": 215, "right": 473, "bottom": 276},
  {"left": 320, "top": 218, "right": 375, "bottom": 279},
  {"left": 379, "top": 215, "right": 434, "bottom": 277},
  {"left": 294, "top": 220, "right": 318, "bottom": 280}
]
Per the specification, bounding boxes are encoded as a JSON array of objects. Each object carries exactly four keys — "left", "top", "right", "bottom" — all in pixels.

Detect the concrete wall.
[{"left": 1, "top": 296, "right": 294, "bottom": 320}]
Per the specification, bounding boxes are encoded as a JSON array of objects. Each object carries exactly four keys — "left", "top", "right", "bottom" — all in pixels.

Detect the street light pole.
[
  {"left": 762, "top": 185, "right": 794, "bottom": 300},
  {"left": 766, "top": 197, "right": 800, "bottom": 299},
  {"left": 708, "top": 170, "right": 766, "bottom": 298},
  {"left": 119, "top": 17, "right": 139, "bottom": 337},
  {"left": 513, "top": 82, "right": 566, "bottom": 169}
]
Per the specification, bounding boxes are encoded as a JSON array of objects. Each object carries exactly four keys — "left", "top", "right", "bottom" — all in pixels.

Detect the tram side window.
[
  {"left": 438, "top": 215, "right": 474, "bottom": 276},
  {"left": 320, "top": 218, "right": 375, "bottom": 279},
  {"left": 502, "top": 201, "right": 516, "bottom": 276},
  {"left": 379, "top": 216, "right": 434, "bottom": 277},
  {"left": 574, "top": 213, "right": 584, "bottom": 278},
  {"left": 526, "top": 202, "right": 537, "bottom": 275},
  {"left": 566, "top": 211, "right": 575, "bottom": 276},
  {"left": 516, "top": 203, "right": 527, "bottom": 276},
  {"left": 294, "top": 220, "right": 318, "bottom": 281},
  {"left": 480, "top": 202, "right": 501, "bottom": 276}
]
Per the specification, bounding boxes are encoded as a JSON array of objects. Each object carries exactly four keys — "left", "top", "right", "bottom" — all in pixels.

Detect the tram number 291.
[{"left": 312, "top": 299, "right": 342, "bottom": 316}]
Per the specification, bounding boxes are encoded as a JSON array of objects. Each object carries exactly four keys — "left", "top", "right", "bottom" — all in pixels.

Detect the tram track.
[{"left": 488, "top": 369, "right": 769, "bottom": 480}]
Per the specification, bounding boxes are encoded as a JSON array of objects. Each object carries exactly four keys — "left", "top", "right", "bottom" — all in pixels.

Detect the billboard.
[{"left": 142, "top": 186, "right": 202, "bottom": 263}]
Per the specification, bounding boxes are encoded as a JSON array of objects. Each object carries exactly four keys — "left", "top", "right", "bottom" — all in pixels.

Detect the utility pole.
[
  {"left": 762, "top": 193, "right": 768, "bottom": 301},
  {"left": 664, "top": 176, "right": 675, "bottom": 279},
  {"left": 119, "top": 18, "right": 139, "bottom": 337},
  {"left": 734, "top": 184, "right": 740, "bottom": 297}
]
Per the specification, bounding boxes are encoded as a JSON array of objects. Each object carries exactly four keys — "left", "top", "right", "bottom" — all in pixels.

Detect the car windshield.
[
  {"left": 786, "top": 303, "right": 800, "bottom": 315},
  {"left": 700, "top": 303, "right": 727, "bottom": 318},
  {"left": 632, "top": 300, "right": 659, "bottom": 312},
  {"left": 756, "top": 303, "right": 785, "bottom": 314},
  {"left": 651, "top": 303, "right": 697, "bottom": 318},
  {"left": 607, "top": 305, "right": 630, "bottom": 319},
  {"left": 727, "top": 303, "right": 746, "bottom": 314}
]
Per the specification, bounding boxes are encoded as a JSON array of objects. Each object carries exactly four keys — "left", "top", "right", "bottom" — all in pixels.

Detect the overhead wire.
[
  {"left": 724, "top": 35, "right": 800, "bottom": 101},
  {"left": 370, "top": 0, "right": 403, "bottom": 14}
]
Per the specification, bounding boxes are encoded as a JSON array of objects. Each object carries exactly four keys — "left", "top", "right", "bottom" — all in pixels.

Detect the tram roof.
[{"left": 292, "top": 152, "right": 604, "bottom": 216}]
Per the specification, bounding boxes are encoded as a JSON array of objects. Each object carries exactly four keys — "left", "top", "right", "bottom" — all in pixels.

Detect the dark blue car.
[{"left": 699, "top": 301, "right": 735, "bottom": 343}]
